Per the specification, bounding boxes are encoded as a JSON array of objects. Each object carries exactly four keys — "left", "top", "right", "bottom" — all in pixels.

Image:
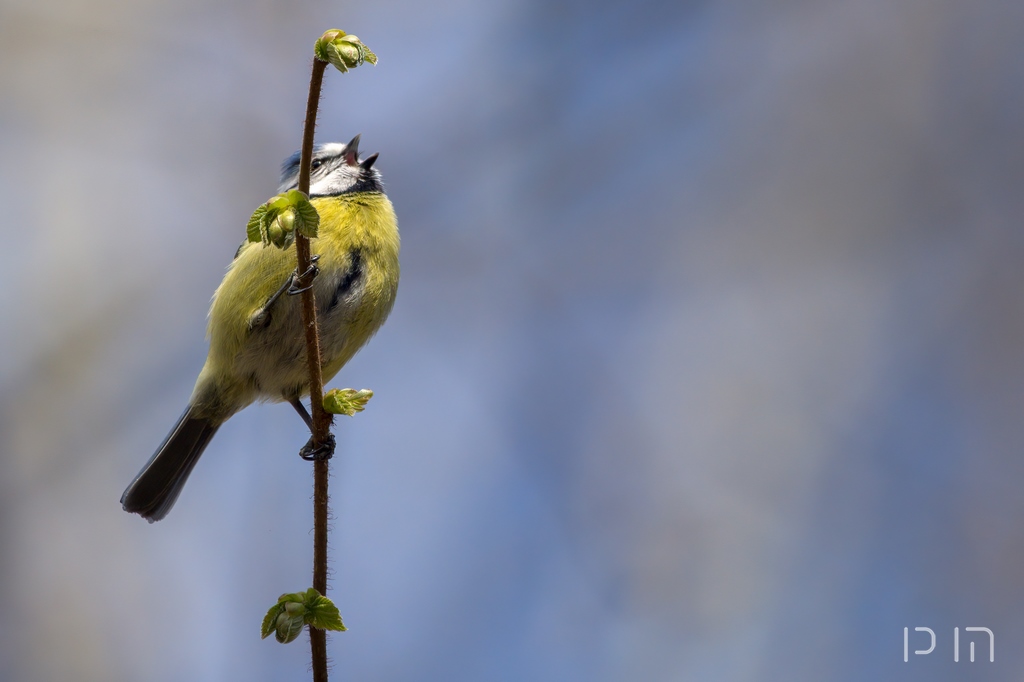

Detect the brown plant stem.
[{"left": 295, "top": 56, "right": 331, "bottom": 682}]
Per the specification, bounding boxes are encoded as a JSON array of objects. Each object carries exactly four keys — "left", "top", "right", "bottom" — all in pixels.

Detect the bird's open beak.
[
  {"left": 344, "top": 134, "right": 361, "bottom": 165},
  {"left": 360, "top": 153, "right": 379, "bottom": 170}
]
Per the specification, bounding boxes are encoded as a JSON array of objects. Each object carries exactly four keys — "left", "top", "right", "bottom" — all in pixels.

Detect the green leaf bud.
[
  {"left": 275, "top": 209, "right": 295, "bottom": 235},
  {"left": 266, "top": 220, "right": 285, "bottom": 248},
  {"left": 315, "top": 29, "right": 377, "bottom": 73},
  {"left": 323, "top": 388, "right": 374, "bottom": 416},
  {"left": 314, "top": 29, "right": 347, "bottom": 62},
  {"left": 245, "top": 191, "right": 318, "bottom": 249},
  {"left": 262, "top": 588, "right": 346, "bottom": 643},
  {"left": 275, "top": 609, "right": 305, "bottom": 644},
  {"left": 334, "top": 42, "right": 362, "bottom": 67},
  {"left": 320, "top": 29, "right": 346, "bottom": 43}
]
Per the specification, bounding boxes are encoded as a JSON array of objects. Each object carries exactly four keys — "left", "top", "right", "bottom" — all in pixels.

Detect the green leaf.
[
  {"left": 323, "top": 388, "right": 373, "bottom": 416},
  {"left": 247, "top": 204, "right": 269, "bottom": 243},
  {"left": 293, "top": 198, "right": 320, "bottom": 238},
  {"left": 306, "top": 591, "right": 347, "bottom": 632},
  {"left": 261, "top": 603, "right": 282, "bottom": 639}
]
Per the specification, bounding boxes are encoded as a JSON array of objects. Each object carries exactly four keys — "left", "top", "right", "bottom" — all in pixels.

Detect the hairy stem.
[{"left": 296, "top": 56, "right": 331, "bottom": 682}]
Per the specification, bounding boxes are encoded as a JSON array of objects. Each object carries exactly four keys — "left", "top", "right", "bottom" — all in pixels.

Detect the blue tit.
[{"left": 122, "top": 135, "right": 399, "bottom": 522}]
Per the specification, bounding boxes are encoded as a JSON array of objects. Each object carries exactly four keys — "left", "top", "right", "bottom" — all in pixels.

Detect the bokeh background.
[{"left": 1, "top": 0, "right": 1023, "bottom": 680}]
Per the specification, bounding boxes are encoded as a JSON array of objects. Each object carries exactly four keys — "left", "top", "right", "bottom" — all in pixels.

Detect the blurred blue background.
[{"left": 1, "top": 0, "right": 1023, "bottom": 680}]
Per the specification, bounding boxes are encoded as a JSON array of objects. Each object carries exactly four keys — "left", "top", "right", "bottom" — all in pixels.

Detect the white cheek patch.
[
  {"left": 309, "top": 166, "right": 360, "bottom": 197},
  {"left": 277, "top": 142, "right": 354, "bottom": 193}
]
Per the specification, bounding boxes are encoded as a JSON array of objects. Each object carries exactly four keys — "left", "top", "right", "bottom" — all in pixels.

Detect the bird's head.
[{"left": 278, "top": 134, "right": 382, "bottom": 196}]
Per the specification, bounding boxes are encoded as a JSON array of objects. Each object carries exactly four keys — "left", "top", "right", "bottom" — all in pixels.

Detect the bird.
[{"left": 121, "top": 135, "right": 399, "bottom": 522}]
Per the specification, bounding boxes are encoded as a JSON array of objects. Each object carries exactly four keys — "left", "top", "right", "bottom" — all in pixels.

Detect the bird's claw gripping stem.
[
  {"left": 288, "top": 254, "right": 321, "bottom": 295},
  {"left": 299, "top": 432, "right": 336, "bottom": 461}
]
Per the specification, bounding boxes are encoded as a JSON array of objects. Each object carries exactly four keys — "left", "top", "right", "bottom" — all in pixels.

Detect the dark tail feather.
[{"left": 121, "top": 406, "right": 220, "bottom": 522}]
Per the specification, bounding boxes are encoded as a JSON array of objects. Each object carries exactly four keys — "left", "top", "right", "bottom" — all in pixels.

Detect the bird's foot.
[
  {"left": 288, "top": 255, "right": 321, "bottom": 295},
  {"left": 299, "top": 432, "right": 336, "bottom": 461}
]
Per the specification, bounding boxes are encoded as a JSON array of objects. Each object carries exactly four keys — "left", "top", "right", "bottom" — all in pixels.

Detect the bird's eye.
[{"left": 311, "top": 159, "right": 323, "bottom": 170}]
